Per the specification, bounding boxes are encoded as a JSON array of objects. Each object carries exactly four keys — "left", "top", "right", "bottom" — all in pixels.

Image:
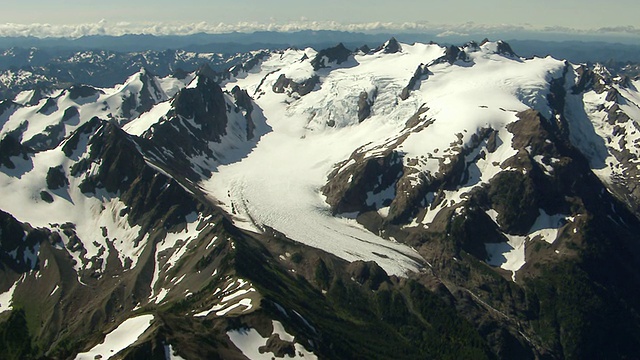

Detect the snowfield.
[{"left": 203, "top": 42, "right": 567, "bottom": 276}]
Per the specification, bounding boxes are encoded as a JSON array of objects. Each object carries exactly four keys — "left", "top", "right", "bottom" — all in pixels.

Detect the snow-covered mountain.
[
  {"left": 1, "top": 39, "right": 640, "bottom": 359},
  {"left": 0, "top": 47, "right": 267, "bottom": 101}
]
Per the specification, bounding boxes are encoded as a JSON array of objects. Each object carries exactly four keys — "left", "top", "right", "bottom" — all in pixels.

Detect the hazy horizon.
[{"left": 1, "top": 0, "right": 639, "bottom": 43}]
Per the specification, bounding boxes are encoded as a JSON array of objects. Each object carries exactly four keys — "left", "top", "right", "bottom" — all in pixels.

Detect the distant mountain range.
[{"left": 1, "top": 30, "right": 640, "bottom": 63}]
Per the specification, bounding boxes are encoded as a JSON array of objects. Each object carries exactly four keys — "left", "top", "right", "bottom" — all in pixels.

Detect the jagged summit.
[
  {"left": 310, "top": 42, "right": 352, "bottom": 70},
  {"left": 375, "top": 37, "right": 402, "bottom": 54},
  {"left": 195, "top": 62, "right": 218, "bottom": 80}
]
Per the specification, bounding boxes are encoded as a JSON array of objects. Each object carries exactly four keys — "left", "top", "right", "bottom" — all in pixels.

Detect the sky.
[{"left": 1, "top": 0, "right": 639, "bottom": 39}]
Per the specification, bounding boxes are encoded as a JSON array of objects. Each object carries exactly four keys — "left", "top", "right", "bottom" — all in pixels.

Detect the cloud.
[
  {"left": 435, "top": 31, "right": 469, "bottom": 38},
  {"left": 0, "top": 20, "right": 638, "bottom": 39},
  {"left": 596, "top": 26, "right": 640, "bottom": 35}
]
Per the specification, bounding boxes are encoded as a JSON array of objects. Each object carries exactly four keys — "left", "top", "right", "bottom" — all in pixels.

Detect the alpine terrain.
[{"left": 1, "top": 38, "right": 640, "bottom": 359}]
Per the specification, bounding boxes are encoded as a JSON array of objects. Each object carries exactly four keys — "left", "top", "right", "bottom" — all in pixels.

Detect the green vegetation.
[
  {"left": 488, "top": 171, "right": 538, "bottom": 234},
  {"left": 233, "top": 233, "right": 493, "bottom": 360},
  {"left": 526, "top": 261, "right": 640, "bottom": 360},
  {"left": 0, "top": 309, "right": 35, "bottom": 360}
]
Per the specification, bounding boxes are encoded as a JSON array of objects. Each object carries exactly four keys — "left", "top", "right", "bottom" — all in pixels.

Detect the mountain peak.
[
  {"left": 311, "top": 42, "right": 352, "bottom": 70},
  {"left": 375, "top": 37, "right": 402, "bottom": 54},
  {"left": 196, "top": 63, "right": 218, "bottom": 81}
]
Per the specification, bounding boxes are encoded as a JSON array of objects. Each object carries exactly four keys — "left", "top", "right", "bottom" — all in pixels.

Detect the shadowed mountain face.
[{"left": 1, "top": 39, "right": 640, "bottom": 359}]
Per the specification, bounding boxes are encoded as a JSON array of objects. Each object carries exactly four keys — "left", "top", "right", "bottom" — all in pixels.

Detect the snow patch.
[
  {"left": 194, "top": 278, "right": 257, "bottom": 317},
  {"left": 485, "top": 208, "right": 569, "bottom": 281},
  {"left": 0, "top": 281, "right": 19, "bottom": 313},
  {"left": 75, "top": 314, "right": 154, "bottom": 360},
  {"left": 227, "top": 320, "right": 317, "bottom": 360},
  {"left": 164, "top": 344, "right": 187, "bottom": 360}
]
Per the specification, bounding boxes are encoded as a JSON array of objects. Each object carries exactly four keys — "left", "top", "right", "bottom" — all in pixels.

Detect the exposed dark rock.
[
  {"left": 0, "top": 100, "right": 20, "bottom": 120},
  {"left": 68, "top": 85, "right": 103, "bottom": 100},
  {"left": 486, "top": 170, "right": 539, "bottom": 234},
  {"left": 272, "top": 74, "right": 319, "bottom": 97},
  {"left": 486, "top": 129, "right": 498, "bottom": 153},
  {"left": 572, "top": 64, "right": 609, "bottom": 94},
  {"left": 242, "top": 51, "right": 269, "bottom": 73},
  {"left": 259, "top": 334, "right": 296, "bottom": 358},
  {"left": 465, "top": 41, "right": 480, "bottom": 51},
  {"left": 496, "top": 41, "right": 517, "bottom": 57},
  {"left": 228, "top": 51, "right": 269, "bottom": 79},
  {"left": 61, "top": 106, "right": 79, "bottom": 123},
  {"left": 346, "top": 260, "right": 390, "bottom": 290},
  {"left": 25, "top": 86, "right": 49, "bottom": 106},
  {"left": 231, "top": 86, "right": 253, "bottom": 114},
  {"left": 448, "top": 206, "right": 506, "bottom": 259},
  {"left": 323, "top": 150, "right": 403, "bottom": 215},
  {"left": 148, "top": 74, "right": 228, "bottom": 156},
  {"left": 430, "top": 45, "right": 468, "bottom": 65},
  {"left": 614, "top": 75, "right": 632, "bottom": 88},
  {"left": 605, "top": 88, "right": 620, "bottom": 102},
  {"left": 375, "top": 37, "right": 402, "bottom": 54},
  {"left": 62, "top": 116, "right": 103, "bottom": 158},
  {"left": 607, "top": 103, "right": 631, "bottom": 125},
  {"left": 23, "top": 122, "right": 65, "bottom": 151},
  {"left": 358, "top": 45, "right": 371, "bottom": 54},
  {"left": 405, "top": 105, "right": 430, "bottom": 128},
  {"left": 357, "top": 90, "right": 376, "bottom": 122},
  {"left": 400, "top": 64, "right": 429, "bottom": 100},
  {"left": 77, "top": 122, "right": 201, "bottom": 232},
  {"left": 40, "top": 190, "right": 54, "bottom": 203},
  {"left": 0, "top": 134, "right": 30, "bottom": 169},
  {"left": 37, "top": 98, "right": 58, "bottom": 115},
  {"left": 546, "top": 68, "right": 571, "bottom": 137},
  {"left": 0, "top": 209, "right": 27, "bottom": 256},
  {"left": 195, "top": 63, "right": 218, "bottom": 81},
  {"left": 172, "top": 68, "right": 189, "bottom": 80},
  {"left": 0, "top": 210, "right": 48, "bottom": 272},
  {"left": 311, "top": 43, "right": 352, "bottom": 70},
  {"left": 231, "top": 85, "right": 255, "bottom": 140},
  {"left": 46, "top": 165, "right": 69, "bottom": 190},
  {"left": 120, "top": 68, "right": 165, "bottom": 120}
]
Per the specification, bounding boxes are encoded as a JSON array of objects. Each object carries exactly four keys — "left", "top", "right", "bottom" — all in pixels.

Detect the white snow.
[
  {"left": 0, "top": 280, "right": 19, "bottom": 313},
  {"left": 154, "top": 288, "right": 170, "bottom": 304},
  {"left": 227, "top": 320, "right": 317, "bottom": 360},
  {"left": 0, "top": 68, "right": 179, "bottom": 280},
  {"left": 13, "top": 90, "right": 34, "bottom": 105},
  {"left": 49, "top": 284, "right": 60, "bottom": 296},
  {"left": 193, "top": 278, "right": 257, "bottom": 318},
  {"left": 572, "top": 81, "right": 640, "bottom": 193},
  {"left": 485, "top": 234, "right": 527, "bottom": 282},
  {"left": 150, "top": 212, "right": 208, "bottom": 302},
  {"left": 485, "top": 208, "right": 569, "bottom": 281},
  {"left": 75, "top": 314, "right": 154, "bottom": 360},
  {"left": 123, "top": 100, "right": 172, "bottom": 136},
  {"left": 158, "top": 73, "right": 194, "bottom": 98},
  {"left": 0, "top": 68, "right": 169, "bottom": 150},
  {"left": 215, "top": 298, "right": 254, "bottom": 316},
  {"left": 164, "top": 344, "right": 187, "bottom": 360},
  {"left": 0, "top": 141, "right": 147, "bottom": 277},
  {"left": 204, "top": 42, "right": 568, "bottom": 277},
  {"left": 272, "top": 321, "right": 295, "bottom": 342}
]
